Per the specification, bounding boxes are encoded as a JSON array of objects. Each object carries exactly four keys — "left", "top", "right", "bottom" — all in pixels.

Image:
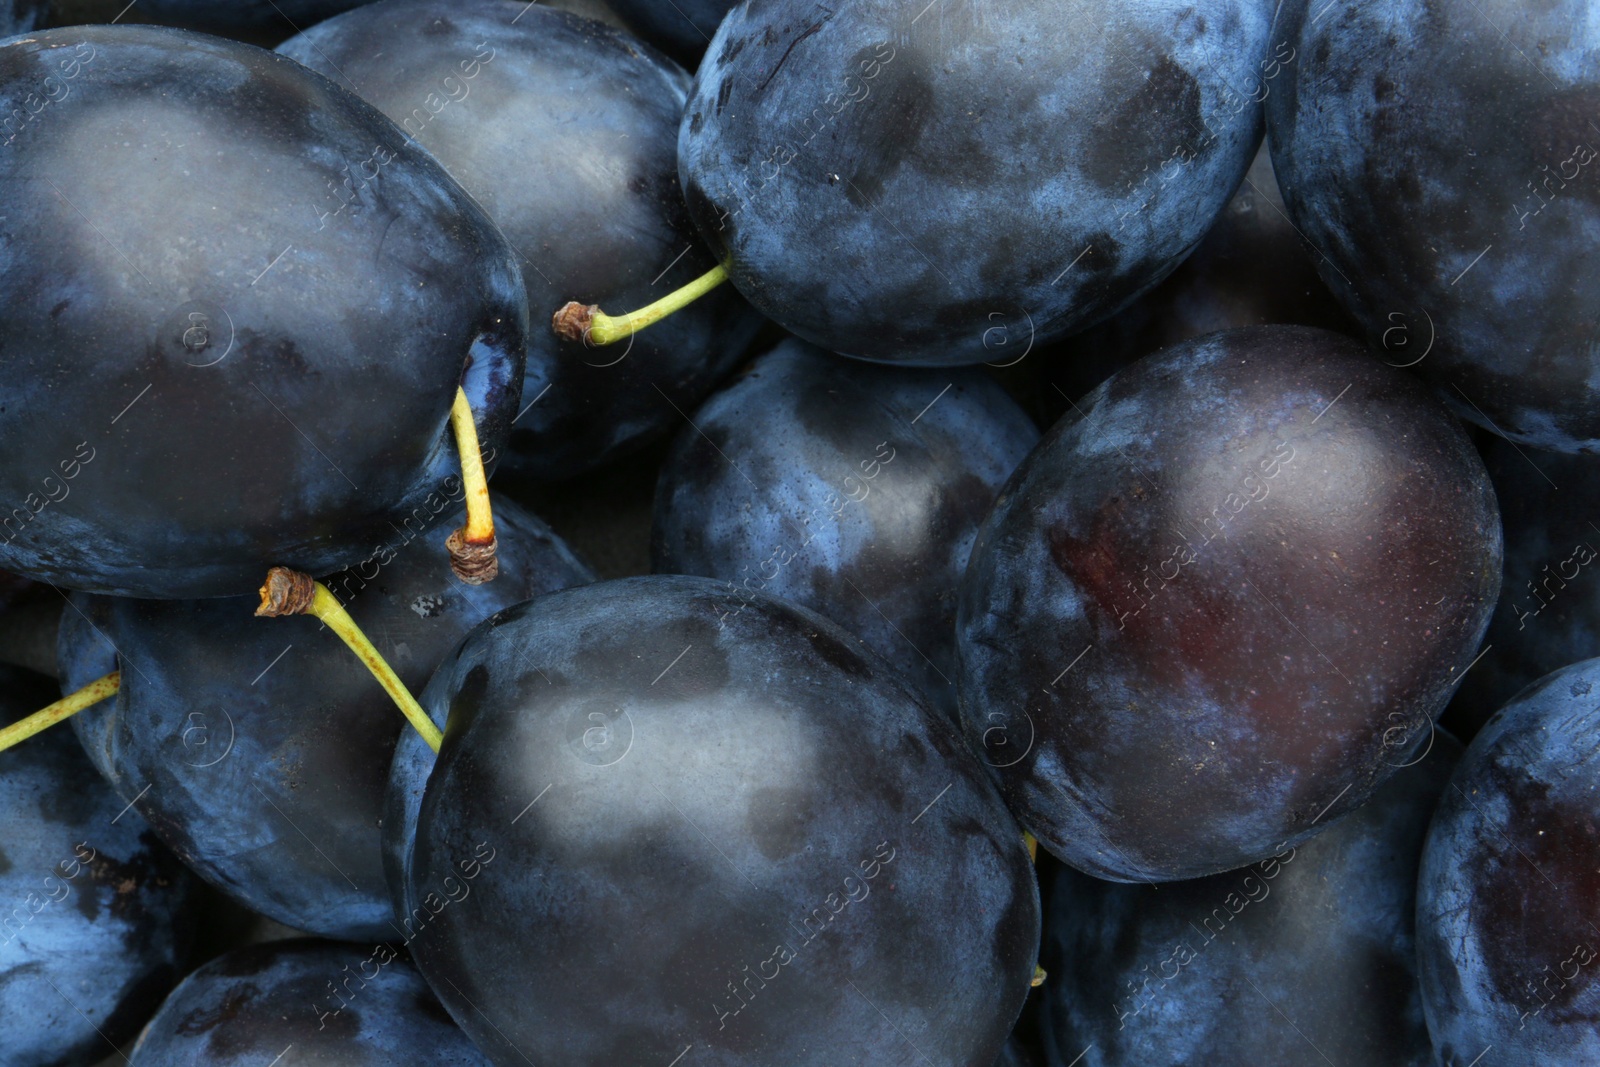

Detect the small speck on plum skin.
[
  {"left": 1417, "top": 657, "right": 1600, "bottom": 1067},
  {"left": 957, "top": 325, "right": 1502, "bottom": 883}
]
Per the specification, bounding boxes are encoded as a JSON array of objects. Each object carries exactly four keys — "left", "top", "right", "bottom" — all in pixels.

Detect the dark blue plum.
[
  {"left": 56, "top": 495, "right": 591, "bottom": 942},
  {"left": 0, "top": 26, "right": 525, "bottom": 598},
  {"left": 279, "top": 0, "right": 762, "bottom": 483},
  {"left": 394, "top": 574, "right": 1038, "bottom": 1066},
  {"left": 1442, "top": 439, "right": 1600, "bottom": 739},
  {"left": 603, "top": 0, "right": 733, "bottom": 63},
  {"left": 1040, "top": 731, "right": 1458, "bottom": 1067},
  {"left": 128, "top": 937, "right": 492, "bottom": 1065},
  {"left": 0, "top": 664, "right": 198, "bottom": 1067},
  {"left": 958, "top": 326, "right": 1501, "bottom": 882},
  {"left": 679, "top": 0, "right": 1281, "bottom": 364},
  {"left": 1418, "top": 658, "right": 1600, "bottom": 1066},
  {"left": 652, "top": 338, "right": 1036, "bottom": 716},
  {"left": 1269, "top": 0, "right": 1600, "bottom": 452}
]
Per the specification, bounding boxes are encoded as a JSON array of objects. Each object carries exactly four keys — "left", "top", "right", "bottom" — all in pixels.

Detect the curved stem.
[
  {"left": 447, "top": 386, "right": 498, "bottom": 585},
  {"left": 256, "top": 568, "right": 442, "bottom": 753},
  {"left": 0, "top": 671, "right": 120, "bottom": 754},
  {"left": 552, "top": 264, "right": 728, "bottom": 347}
]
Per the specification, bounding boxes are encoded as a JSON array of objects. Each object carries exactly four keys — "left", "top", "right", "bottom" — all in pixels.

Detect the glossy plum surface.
[
  {"left": 1418, "top": 658, "right": 1600, "bottom": 1066},
  {"left": 680, "top": 0, "right": 1279, "bottom": 364},
  {"left": 0, "top": 664, "right": 197, "bottom": 1067},
  {"left": 280, "top": 0, "right": 761, "bottom": 482},
  {"left": 1269, "top": 0, "right": 1600, "bottom": 451},
  {"left": 0, "top": 26, "right": 525, "bottom": 597},
  {"left": 396, "top": 574, "right": 1039, "bottom": 1066},
  {"left": 57, "top": 496, "right": 591, "bottom": 942},
  {"left": 128, "top": 937, "right": 492, "bottom": 1065},
  {"left": 1040, "top": 732, "right": 1458, "bottom": 1066},
  {"left": 652, "top": 339, "right": 1037, "bottom": 716},
  {"left": 958, "top": 326, "right": 1501, "bottom": 881}
]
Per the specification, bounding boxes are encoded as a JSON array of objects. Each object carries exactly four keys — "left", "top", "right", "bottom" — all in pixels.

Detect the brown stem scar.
[
  {"left": 256, "top": 566, "right": 316, "bottom": 617},
  {"left": 552, "top": 301, "right": 598, "bottom": 345},
  {"left": 448, "top": 530, "right": 499, "bottom": 585}
]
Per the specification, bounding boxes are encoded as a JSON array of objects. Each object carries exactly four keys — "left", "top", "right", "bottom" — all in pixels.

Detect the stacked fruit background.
[{"left": 0, "top": 0, "right": 1595, "bottom": 1064}]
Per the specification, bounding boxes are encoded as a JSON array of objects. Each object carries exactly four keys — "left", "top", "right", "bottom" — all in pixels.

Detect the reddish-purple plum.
[
  {"left": 1418, "top": 657, "right": 1600, "bottom": 1066},
  {"left": 958, "top": 326, "right": 1500, "bottom": 881}
]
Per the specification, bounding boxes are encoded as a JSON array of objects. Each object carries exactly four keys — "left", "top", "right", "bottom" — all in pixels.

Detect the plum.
[
  {"left": 392, "top": 574, "right": 1039, "bottom": 1066},
  {"left": 652, "top": 338, "right": 1037, "bottom": 717},
  {"left": 679, "top": 0, "right": 1282, "bottom": 364},
  {"left": 0, "top": 26, "right": 525, "bottom": 597},
  {"left": 1417, "top": 657, "right": 1600, "bottom": 1066},
  {"left": 0, "top": 0, "right": 45, "bottom": 37},
  {"left": 1269, "top": 0, "right": 1600, "bottom": 451},
  {"left": 130, "top": 0, "right": 377, "bottom": 38},
  {"left": 958, "top": 325, "right": 1501, "bottom": 881}
]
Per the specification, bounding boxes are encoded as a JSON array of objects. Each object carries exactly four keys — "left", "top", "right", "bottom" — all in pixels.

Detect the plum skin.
[
  {"left": 958, "top": 326, "right": 1501, "bottom": 882},
  {"left": 396, "top": 574, "right": 1039, "bottom": 1067},
  {"left": 1417, "top": 658, "right": 1600, "bottom": 1066},
  {"left": 680, "top": 0, "right": 1280, "bottom": 365}
]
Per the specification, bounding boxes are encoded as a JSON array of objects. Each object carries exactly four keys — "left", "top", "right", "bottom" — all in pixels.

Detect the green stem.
[
  {"left": 256, "top": 568, "right": 442, "bottom": 753},
  {"left": 552, "top": 264, "right": 728, "bottom": 347},
  {"left": 0, "top": 671, "right": 120, "bottom": 754}
]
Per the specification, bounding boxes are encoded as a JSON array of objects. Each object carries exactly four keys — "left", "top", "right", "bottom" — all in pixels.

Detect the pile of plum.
[{"left": 0, "top": 0, "right": 1595, "bottom": 1064}]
